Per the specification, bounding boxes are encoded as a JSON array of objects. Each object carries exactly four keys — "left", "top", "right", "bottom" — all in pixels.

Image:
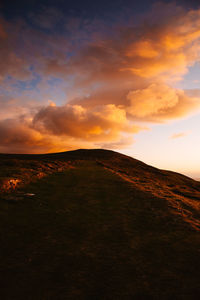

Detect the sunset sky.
[{"left": 1, "top": 0, "right": 200, "bottom": 177}]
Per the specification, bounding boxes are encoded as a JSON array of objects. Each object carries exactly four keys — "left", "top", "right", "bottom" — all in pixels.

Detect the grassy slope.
[{"left": 0, "top": 150, "right": 200, "bottom": 299}]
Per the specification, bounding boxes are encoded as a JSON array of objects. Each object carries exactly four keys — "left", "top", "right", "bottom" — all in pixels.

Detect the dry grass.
[{"left": 0, "top": 149, "right": 200, "bottom": 299}]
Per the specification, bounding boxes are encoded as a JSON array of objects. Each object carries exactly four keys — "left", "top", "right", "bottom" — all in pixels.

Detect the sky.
[{"left": 1, "top": 0, "right": 200, "bottom": 178}]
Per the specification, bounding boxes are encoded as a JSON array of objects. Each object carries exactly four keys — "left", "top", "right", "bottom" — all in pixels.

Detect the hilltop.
[{"left": 0, "top": 149, "right": 200, "bottom": 299}]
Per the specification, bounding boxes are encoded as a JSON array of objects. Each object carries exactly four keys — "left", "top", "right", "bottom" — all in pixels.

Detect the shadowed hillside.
[{"left": 0, "top": 149, "right": 200, "bottom": 299}]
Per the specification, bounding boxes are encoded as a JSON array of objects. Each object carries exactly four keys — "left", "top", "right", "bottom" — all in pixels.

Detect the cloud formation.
[
  {"left": 62, "top": 3, "right": 200, "bottom": 86},
  {"left": 33, "top": 104, "right": 141, "bottom": 140},
  {"left": 170, "top": 131, "right": 189, "bottom": 139},
  {"left": 126, "top": 83, "right": 200, "bottom": 121},
  {"left": 1, "top": 2, "right": 200, "bottom": 153},
  {"left": 0, "top": 118, "right": 97, "bottom": 154}
]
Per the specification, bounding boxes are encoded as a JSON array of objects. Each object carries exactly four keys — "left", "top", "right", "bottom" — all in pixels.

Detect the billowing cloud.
[
  {"left": 0, "top": 118, "right": 97, "bottom": 154},
  {"left": 1, "top": 3, "right": 200, "bottom": 153},
  {"left": 126, "top": 83, "right": 200, "bottom": 121},
  {"left": 33, "top": 103, "right": 142, "bottom": 142},
  {"left": 127, "top": 84, "right": 179, "bottom": 118}
]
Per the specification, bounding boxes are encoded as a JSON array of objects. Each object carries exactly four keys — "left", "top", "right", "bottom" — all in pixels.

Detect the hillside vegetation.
[{"left": 0, "top": 149, "right": 200, "bottom": 299}]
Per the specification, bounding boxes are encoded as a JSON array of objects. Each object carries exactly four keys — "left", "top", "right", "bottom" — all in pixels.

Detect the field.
[{"left": 0, "top": 150, "right": 200, "bottom": 299}]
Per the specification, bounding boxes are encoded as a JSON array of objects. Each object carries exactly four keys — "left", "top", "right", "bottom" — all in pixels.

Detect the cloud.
[
  {"left": 0, "top": 118, "right": 44, "bottom": 153},
  {"left": 126, "top": 83, "right": 200, "bottom": 122},
  {"left": 170, "top": 131, "right": 189, "bottom": 139},
  {"left": 95, "top": 136, "right": 135, "bottom": 150},
  {"left": 0, "top": 118, "right": 97, "bottom": 154},
  {"left": 0, "top": 102, "right": 144, "bottom": 153},
  {"left": 1, "top": 3, "right": 200, "bottom": 153},
  {"left": 0, "top": 17, "right": 69, "bottom": 82},
  {"left": 127, "top": 84, "right": 179, "bottom": 118},
  {"left": 61, "top": 3, "right": 200, "bottom": 87},
  {"left": 30, "top": 7, "right": 64, "bottom": 29},
  {"left": 0, "top": 18, "right": 30, "bottom": 81},
  {"left": 0, "top": 106, "right": 141, "bottom": 153},
  {"left": 33, "top": 103, "right": 143, "bottom": 142}
]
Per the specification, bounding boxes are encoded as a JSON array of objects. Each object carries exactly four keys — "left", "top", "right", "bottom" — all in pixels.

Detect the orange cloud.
[
  {"left": 127, "top": 84, "right": 179, "bottom": 118},
  {"left": 0, "top": 104, "right": 141, "bottom": 153},
  {"left": 126, "top": 83, "right": 200, "bottom": 121},
  {"left": 170, "top": 132, "right": 189, "bottom": 139},
  {"left": 1, "top": 3, "right": 200, "bottom": 153},
  {"left": 33, "top": 103, "right": 143, "bottom": 142},
  {"left": 61, "top": 5, "right": 200, "bottom": 88},
  {"left": 0, "top": 118, "right": 98, "bottom": 154}
]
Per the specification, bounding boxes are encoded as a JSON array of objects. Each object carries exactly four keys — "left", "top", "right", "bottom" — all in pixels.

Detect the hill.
[{"left": 0, "top": 149, "right": 200, "bottom": 299}]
